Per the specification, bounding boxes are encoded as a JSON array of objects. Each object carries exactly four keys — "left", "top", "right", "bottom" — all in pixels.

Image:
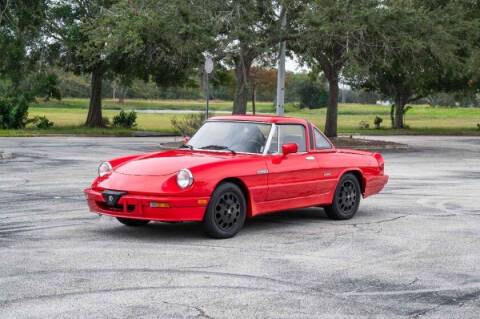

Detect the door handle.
[{"left": 305, "top": 156, "right": 315, "bottom": 161}]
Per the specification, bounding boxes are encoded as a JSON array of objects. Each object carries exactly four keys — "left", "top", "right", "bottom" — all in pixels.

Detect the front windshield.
[{"left": 186, "top": 121, "right": 272, "bottom": 154}]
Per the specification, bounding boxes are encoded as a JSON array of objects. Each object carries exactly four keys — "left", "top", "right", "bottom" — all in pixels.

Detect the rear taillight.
[{"left": 374, "top": 153, "right": 384, "bottom": 174}]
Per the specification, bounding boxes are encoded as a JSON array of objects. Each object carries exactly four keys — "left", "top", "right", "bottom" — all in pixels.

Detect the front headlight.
[
  {"left": 98, "top": 161, "right": 112, "bottom": 177},
  {"left": 177, "top": 168, "right": 193, "bottom": 189}
]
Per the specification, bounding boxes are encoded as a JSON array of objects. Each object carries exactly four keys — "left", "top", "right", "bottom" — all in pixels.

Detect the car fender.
[
  {"left": 186, "top": 155, "right": 269, "bottom": 215},
  {"left": 109, "top": 153, "right": 147, "bottom": 169},
  {"left": 327, "top": 167, "right": 365, "bottom": 203}
]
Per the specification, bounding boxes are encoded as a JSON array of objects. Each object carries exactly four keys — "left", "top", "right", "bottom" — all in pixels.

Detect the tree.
[
  {"left": 0, "top": 0, "right": 48, "bottom": 130},
  {"left": 48, "top": 0, "right": 204, "bottom": 127},
  {"left": 209, "top": 67, "right": 236, "bottom": 100},
  {"left": 0, "top": 0, "right": 47, "bottom": 90},
  {"left": 93, "top": 0, "right": 208, "bottom": 106},
  {"left": 346, "top": 0, "right": 479, "bottom": 128},
  {"left": 206, "top": 1, "right": 300, "bottom": 114},
  {"left": 249, "top": 67, "right": 278, "bottom": 114},
  {"left": 298, "top": 82, "right": 328, "bottom": 109},
  {"left": 47, "top": 0, "right": 120, "bottom": 127},
  {"left": 293, "top": 0, "right": 388, "bottom": 137}
]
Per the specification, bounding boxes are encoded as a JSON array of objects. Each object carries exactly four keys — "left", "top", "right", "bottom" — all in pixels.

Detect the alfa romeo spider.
[{"left": 85, "top": 115, "right": 388, "bottom": 238}]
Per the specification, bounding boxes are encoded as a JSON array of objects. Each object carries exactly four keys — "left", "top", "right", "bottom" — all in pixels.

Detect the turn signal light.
[
  {"left": 197, "top": 199, "right": 208, "bottom": 206},
  {"left": 150, "top": 202, "right": 170, "bottom": 208}
]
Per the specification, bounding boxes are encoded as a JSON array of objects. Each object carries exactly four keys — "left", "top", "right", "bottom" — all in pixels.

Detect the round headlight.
[
  {"left": 98, "top": 161, "right": 112, "bottom": 177},
  {"left": 177, "top": 168, "right": 193, "bottom": 189}
]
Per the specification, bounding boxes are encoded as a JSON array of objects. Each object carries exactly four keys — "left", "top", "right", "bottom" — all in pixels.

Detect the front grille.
[{"left": 97, "top": 201, "right": 135, "bottom": 213}]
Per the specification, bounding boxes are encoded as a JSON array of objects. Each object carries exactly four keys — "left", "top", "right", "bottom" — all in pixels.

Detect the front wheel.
[
  {"left": 116, "top": 217, "right": 150, "bottom": 227},
  {"left": 324, "top": 173, "right": 361, "bottom": 220},
  {"left": 203, "top": 182, "right": 246, "bottom": 239}
]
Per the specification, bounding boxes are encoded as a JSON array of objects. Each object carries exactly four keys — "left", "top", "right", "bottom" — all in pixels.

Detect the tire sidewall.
[
  {"left": 204, "top": 183, "right": 246, "bottom": 238},
  {"left": 331, "top": 174, "right": 361, "bottom": 219}
]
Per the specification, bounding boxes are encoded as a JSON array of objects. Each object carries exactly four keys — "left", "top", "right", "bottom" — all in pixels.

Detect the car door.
[
  {"left": 265, "top": 124, "right": 320, "bottom": 201},
  {"left": 311, "top": 127, "right": 338, "bottom": 195}
]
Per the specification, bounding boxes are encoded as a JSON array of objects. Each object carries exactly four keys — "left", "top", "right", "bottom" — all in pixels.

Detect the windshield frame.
[{"left": 185, "top": 120, "right": 275, "bottom": 156}]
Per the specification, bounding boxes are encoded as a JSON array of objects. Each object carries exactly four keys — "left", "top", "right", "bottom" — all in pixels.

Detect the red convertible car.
[{"left": 85, "top": 115, "right": 388, "bottom": 238}]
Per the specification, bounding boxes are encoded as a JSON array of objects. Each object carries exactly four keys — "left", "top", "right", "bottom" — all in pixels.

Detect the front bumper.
[{"left": 84, "top": 188, "right": 209, "bottom": 221}]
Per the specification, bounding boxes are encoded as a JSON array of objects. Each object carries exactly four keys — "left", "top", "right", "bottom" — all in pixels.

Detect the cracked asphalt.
[{"left": 0, "top": 135, "right": 479, "bottom": 318}]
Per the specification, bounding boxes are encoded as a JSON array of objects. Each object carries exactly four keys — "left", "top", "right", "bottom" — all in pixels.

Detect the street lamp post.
[
  {"left": 204, "top": 57, "right": 214, "bottom": 118},
  {"left": 276, "top": 7, "right": 287, "bottom": 116}
]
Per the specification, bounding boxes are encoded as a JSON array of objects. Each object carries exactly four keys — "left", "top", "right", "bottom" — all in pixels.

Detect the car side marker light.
[{"left": 150, "top": 202, "right": 170, "bottom": 208}]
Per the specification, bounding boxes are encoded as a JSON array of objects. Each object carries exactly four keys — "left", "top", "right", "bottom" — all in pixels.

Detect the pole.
[
  {"left": 276, "top": 7, "right": 286, "bottom": 116},
  {"left": 204, "top": 57, "right": 213, "bottom": 118},
  {"left": 206, "top": 73, "right": 209, "bottom": 118}
]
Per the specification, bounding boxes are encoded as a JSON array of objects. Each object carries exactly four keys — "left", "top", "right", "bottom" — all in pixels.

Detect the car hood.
[{"left": 114, "top": 150, "right": 234, "bottom": 176}]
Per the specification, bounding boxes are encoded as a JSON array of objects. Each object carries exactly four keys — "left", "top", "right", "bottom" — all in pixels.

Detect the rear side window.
[
  {"left": 268, "top": 124, "right": 306, "bottom": 153},
  {"left": 314, "top": 128, "right": 332, "bottom": 149}
]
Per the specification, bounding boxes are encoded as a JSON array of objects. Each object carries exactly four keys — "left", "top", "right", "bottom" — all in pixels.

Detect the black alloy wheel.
[
  {"left": 214, "top": 191, "right": 241, "bottom": 231},
  {"left": 337, "top": 180, "right": 358, "bottom": 213},
  {"left": 203, "top": 182, "right": 246, "bottom": 238},
  {"left": 324, "top": 173, "right": 361, "bottom": 220}
]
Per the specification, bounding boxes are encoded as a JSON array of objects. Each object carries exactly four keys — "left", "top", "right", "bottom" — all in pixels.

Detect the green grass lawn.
[
  {"left": 288, "top": 105, "right": 480, "bottom": 134},
  {"left": 32, "top": 97, "right": 288, "bottom": 113},
  {"left": 1, "top": 98, "right": 479, "bottom": 136}
]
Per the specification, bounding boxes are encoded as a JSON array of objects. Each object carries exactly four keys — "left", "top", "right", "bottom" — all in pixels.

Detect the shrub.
[
  {"left": 359, "top": 120, "right": 370, "bottom": 129},
  {"left": 113, "top": 110, "right": 137, "bottom": 129},
  {"left": 171, "top": 113, "right": 207, "bottom": 137},
  {"left": 298, "top": 82, "right": 328, "bottom": 109},
  {"left": 34, "top": 73, "right": 62, "bottom": 101},
  {"left": 374, "top": 116, "right": 383, "bottom": 129},
  {"left": 28, "top": 116, "right": 54, "bottom": 129},
  {"left": 477, "top": 123, "right": 480, "bottom": 130},
  {"left": 0, "top": 95, "right": 30, "bottom": 129},
  {"left": 102, "top": 116, "right": 111, "bottom": 127}
]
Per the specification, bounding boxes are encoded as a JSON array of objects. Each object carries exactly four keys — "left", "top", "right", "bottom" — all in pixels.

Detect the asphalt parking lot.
[{"left": 0, "top": 135, "right": 479, "bottom": 318}]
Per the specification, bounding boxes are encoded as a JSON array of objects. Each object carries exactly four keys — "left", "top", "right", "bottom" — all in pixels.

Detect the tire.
[
  {"left": 116, "top": 217, "right": 150, "bottom": 227},
  {"left": 203, "top": 182, "right": 246, "bottom": 239},
  {"left": 324, "top": 173, "right": 361, "bottom": 220}
]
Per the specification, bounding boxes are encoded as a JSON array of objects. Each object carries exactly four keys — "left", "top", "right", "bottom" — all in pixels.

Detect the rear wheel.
[
  {"left": 116, "top": 217, "right": 150, "bottom": 227},
  {"left": 203, "top": 182, "right": 246, "bottom": 238},
  {"left": 325, "top": 173, "right": 361, "bottom": 220}
]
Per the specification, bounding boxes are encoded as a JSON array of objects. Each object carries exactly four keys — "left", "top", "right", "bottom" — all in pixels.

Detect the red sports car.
[{"left": 85, "top": 115, "right": 388, "bottom": 238}]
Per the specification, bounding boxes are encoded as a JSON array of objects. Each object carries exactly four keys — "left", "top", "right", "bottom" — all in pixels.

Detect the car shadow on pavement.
[
  {"left": 243, "top": 207, "right": 329, "bottom": 231},
  {"left": 88, "top": 219, "right": 206, "bottom": 241},
  {"left": 87, "top": 207, "right": 329, "bottom": 240}
]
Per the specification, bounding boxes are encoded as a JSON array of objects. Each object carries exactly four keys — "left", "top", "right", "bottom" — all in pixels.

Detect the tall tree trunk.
[
  {"left": 325, "top": 76, "right": 339, "bottom": 137},
  {"left": 119, "top": 87, "right": 125, "bottom": 104},
  {"left": 112, "top": 81, "right": 116, "bottom": 100},
  {"left": 233, "top": 55, "right": 252, "bottom": 115},
  {"left": 390, "top": 104, "right": 395, "bottom": 128},
  {"left": 252, "top": 87, "right": 256, "bottom": 115},
  {"left": 394, "top": 96, "right": 405, "bottom": 129},
  {"left": 85, "top": 64, "right": 104, "bottom": 127}
]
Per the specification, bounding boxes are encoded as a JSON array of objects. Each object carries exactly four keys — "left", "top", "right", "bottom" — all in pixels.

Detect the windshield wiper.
[
  {"left": 199, "top": 145, "right": 236, "bottom": 154},
  {"left": 180, "top": 144, "right": 193, "bottom": 150}
]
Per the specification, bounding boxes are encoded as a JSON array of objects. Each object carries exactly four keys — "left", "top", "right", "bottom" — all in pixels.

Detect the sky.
[
  {"left": 284, "top": 55, "right": 350, "bottom": 89},
  {"left": 285, "top": 56, "right": 308, "bottom": 73}
]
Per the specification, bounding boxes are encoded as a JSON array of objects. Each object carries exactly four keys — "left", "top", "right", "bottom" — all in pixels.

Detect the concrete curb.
[
  {"left": 133, "top": 131, "right": 179, "bottom": 137},
  {"left": 339, "top": 145, "right": 409, "bottom": 151}
]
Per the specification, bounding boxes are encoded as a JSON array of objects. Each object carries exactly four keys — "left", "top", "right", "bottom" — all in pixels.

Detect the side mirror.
[
  {"left": 184, "top": 136, "right": 190, "bottom": 144},
  {"left": 282, "top": 143, "right": 298, "bottom": 155}
]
